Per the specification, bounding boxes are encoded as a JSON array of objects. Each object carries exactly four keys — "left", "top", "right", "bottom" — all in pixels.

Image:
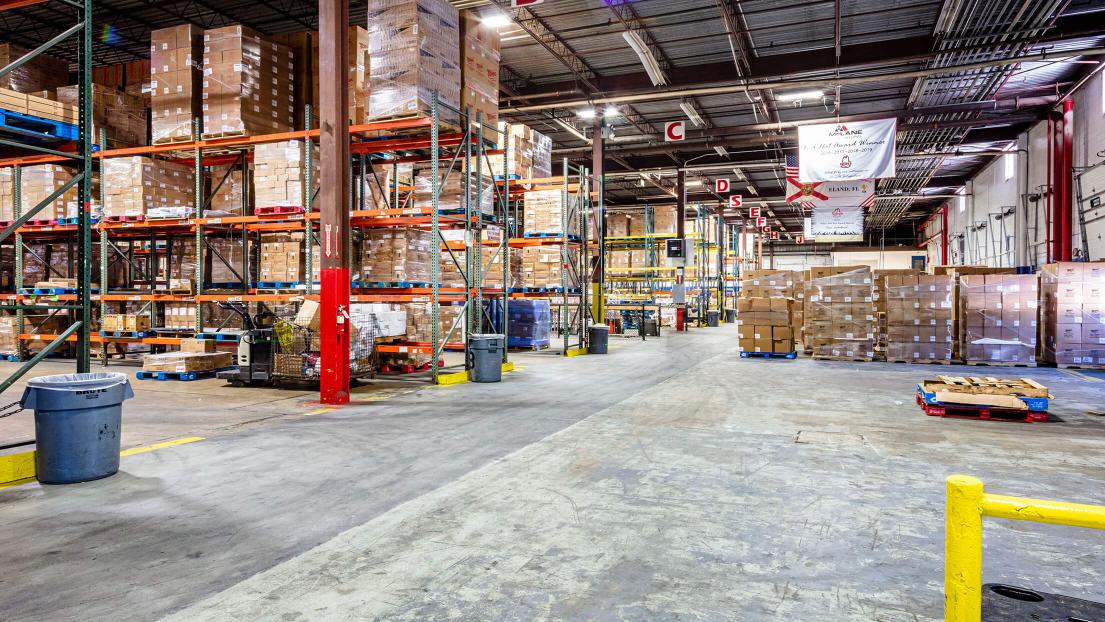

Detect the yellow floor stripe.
[
  {"left": 1063, "top": 369, "right": 1105, "bottom": 383},
  {"left": 119, "top": 436, "right": 205, "bottom": 457},
  {"left": 305, "top": 407, "right": 336, "bottom": 416}
]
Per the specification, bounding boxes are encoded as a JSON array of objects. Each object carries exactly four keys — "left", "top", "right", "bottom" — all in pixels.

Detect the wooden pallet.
[
  {"left": 964, "top": 360, "right": 1037, "bottom": 368},
  {"left": 201, "top": 130, "right": 249, "bottom": 140},
  {"left": 813, "top": 356, "right": 876, "bottom": 362},
  {"left": 888, "top": 359, "right": 953, "bottom": 365},
  {"left": 925, "top": 375, "right": 1049, "bottom": 398},
  {"left": 1058, "top": 364, "right": 1105, "bottom": 370}
]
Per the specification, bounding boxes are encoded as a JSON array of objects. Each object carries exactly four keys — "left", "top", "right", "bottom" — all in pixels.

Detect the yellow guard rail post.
[{"left": 945, "top": 474, "right": 1105, "bottom": 622}]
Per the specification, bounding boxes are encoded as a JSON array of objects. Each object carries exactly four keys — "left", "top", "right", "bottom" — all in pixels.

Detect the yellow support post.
[
  {"left": 592, "top": 282, "right": 603, "bottom": 328},
  {"left": 945, "top": 475, "right": 984, "bottom": 622}
]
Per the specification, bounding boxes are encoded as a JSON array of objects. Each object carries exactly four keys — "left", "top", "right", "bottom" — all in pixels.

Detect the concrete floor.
[{"left": 2, "top": 325, "right": 1105, "bottom": 621}]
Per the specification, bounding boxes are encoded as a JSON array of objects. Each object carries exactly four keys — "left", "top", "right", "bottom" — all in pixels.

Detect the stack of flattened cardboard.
[
  {"left": 958, "top": 274, "right": 1039, "bottom": 366},
  {"left": 365, "top": 0, "right": 461, "bottom": 124},
  {"left": 102, "top": 156, "right": 195, "bottom": 219},
  {"left": 804, "top": 266, "right": 877, "bottom": 361},
  {"left": 253, "top": 140, "right": 318, "bottom": 210},
  {"left": 201, "top": 25, "right": 295, "bottom": 138},
  {"left": 1041, "top": 262, "right": 1105, "bottom": 368},
  {"left": 884, "top": 274, "right": 955, "bottom": 363},
  {"left": 150, "top": 25, "right": 204, "bottom": 143}
]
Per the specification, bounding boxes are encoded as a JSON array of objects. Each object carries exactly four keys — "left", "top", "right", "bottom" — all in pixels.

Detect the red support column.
[
  {"left": 941, "top": 205, "right": 948, "bottom": 265},
  {"left": 1045, "top": 115, "right": 1052, "bottom": 263},
  {"left": 1060, "top": 98, "right": 1075, "bottom": 261},
  {"left": 318, "top": 0, "right": 351, "bottom": 404}
]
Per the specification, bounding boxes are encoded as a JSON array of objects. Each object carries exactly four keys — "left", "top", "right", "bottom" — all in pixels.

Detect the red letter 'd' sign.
[
  {"left": 715, "top": 178, "right": 730, "bottom": 194},
  {"left": 664, "top": 121, "right": 685, "bottom": 142}
]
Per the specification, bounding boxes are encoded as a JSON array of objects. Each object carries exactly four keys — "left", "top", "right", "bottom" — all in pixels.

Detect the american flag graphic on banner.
[{"left": 785, "top": 154, "right": 823, "bottom": 212}]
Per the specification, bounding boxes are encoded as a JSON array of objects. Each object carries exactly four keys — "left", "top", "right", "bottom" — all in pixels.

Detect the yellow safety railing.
[{"left": 945, "top": 474, "right": 1105, "bottom": 621}]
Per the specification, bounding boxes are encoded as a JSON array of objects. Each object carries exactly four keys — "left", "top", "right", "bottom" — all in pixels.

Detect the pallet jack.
[{"left": 215, "top": 302, "right": 276, "bottom": 386}]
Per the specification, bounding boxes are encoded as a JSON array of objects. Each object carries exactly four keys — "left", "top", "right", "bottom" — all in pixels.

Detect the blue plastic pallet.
[
  {"left": 55, "top": 216, "right": 100, "bottom": 225},
  {"left": 207, "top": 282, "right": 245, "bottom": 289},
  {"left": 508, "top": 336, "right": 550, "bottom": 349},
  {"left": 354, "top": 281, "right": 432, "bottom": 289},
  {"left": 523, "top": 232, "right": 581, "bottom": 240},
  {"left": 0, "top": 108, "right": 79, "bottom": 141},
  {"left": 255, "top": 281, "right": 306, "bottom": 289},
  {"left": 915, "top": 383, "right": 1049, "bottom": 412},
  {"left": 137, "top": 366, "right": 236, "bottom": 381},
  {"left": 508, "top": 287, "right": 582, "bottom": 294},
  {"left": 1, "top": 353, "right": 20, "bottom": 362},
  {"left": 19, "top": 287, "right": 77, "bottom": 295},
  {"left": 99, "top": 330, "right": 148, "bottom": 338},
  {"left": 740, "top": 351, "right": 797, "bottom": 360},
  {"left": 196, "top": 332, "right": 242, "bottom": 342},
  {"left": 493, "top": 174, "right": 521, "bottom": 181}
]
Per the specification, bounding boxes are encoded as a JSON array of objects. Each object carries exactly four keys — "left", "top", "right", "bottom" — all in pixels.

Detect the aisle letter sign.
[
  {"left": 728, "top": 194, "right": 743, "bottom": 209},
  {"left": 716, "top": 178, "right": 730, "bottom": 193},
  {"left": 664, "top": 121, "right": 686, "bottom": 142},
  {"left": 798, "top": 118, "right": 897, "bottom": 181},
  {"left": 748, "top": 206, "right": 761, "bottom": 219}
]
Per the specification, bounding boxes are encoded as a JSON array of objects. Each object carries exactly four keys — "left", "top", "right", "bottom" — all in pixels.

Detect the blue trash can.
[{"left": 20, "top": 372, "right": 134, "bottom": 484}]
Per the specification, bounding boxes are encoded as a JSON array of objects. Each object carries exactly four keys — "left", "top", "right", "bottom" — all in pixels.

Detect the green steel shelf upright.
[{"left": 0, "top": 0, "right": 95, "bottom": 393}]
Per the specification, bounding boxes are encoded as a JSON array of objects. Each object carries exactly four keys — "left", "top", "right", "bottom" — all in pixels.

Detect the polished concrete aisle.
[{"left": 4, "top": 326, "right": 1105, "bottom": 621}]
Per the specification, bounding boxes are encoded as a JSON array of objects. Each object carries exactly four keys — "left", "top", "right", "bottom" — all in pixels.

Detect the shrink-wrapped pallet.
[
  {"left": 150, "top": 25, "right": 204, "bottom": 143},
  {"left": 201, "top": 25, "right": 295, "bottom": 138},
  {"left": 102, "top": 157, "right": 194, "bottom": 219}
]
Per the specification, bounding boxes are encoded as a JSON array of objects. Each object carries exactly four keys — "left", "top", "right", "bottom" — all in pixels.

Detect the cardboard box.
[
  {"left": 142, "top": 351, "right": 233, "bottom": 372},
  {"left": 201, "top": 25, "right": 295, "bottom": 138},
  {"left": 180, "top": 338, "right": 216, "bottom": 353}
]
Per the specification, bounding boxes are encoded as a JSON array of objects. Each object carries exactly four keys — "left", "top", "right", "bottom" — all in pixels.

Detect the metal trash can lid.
[
  {"left": 469, "top": 333, "right": 505, "bottom": 340},
  {"left": 589, "top": 323, "right": 609, "bottom": 331},
  {"left": 25, "top": 372, "right": 130, "bottom": 392}
]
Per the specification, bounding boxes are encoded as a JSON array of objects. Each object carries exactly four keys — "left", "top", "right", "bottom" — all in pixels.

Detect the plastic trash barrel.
[
  {"left": 20, "top": 372, "right": 134, "bottom": 484},
  {"left": 468, "top": 334, "right": 505, "bottom": 383},
  {"left": 725, "top": 309, "right": 737, "bottom": 323},
  {"left": 707, "top": 310, "right": 720, "bottom": 327},
  {"left": 588, "top": 323, "right": 609, "bottom": 354}
]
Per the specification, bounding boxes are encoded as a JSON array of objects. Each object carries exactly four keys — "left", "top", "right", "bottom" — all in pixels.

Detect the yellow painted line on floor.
[
  {"left": 305, "top": 407, "right": 336, "bottom": 416},
  {"left": 120, "top": 436, "right": 205, "bottom": 457},
  {"left": 1, "top": 435, "right": 205, "bottom": 489},
  {"left": 1063, "top": 369, "right": 1105, "bottom": 383},
  {"left": 566, "top": 347, "right": 588, "bottom": 357}
]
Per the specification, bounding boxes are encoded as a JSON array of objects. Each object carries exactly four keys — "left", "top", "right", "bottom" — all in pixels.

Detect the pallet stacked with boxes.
[
  {"left": 0, "top": 165, "right": 77, "bottom": 221},
  {"left": 0, "top": 43, "right": 68, "bottom": 94},
  {"left": 365, "top": 0, "right": 461, "bottom": 124},
  {"left": 958, "top": 273, "right": 1039, "bottom": 366},
  {"left": 412, "top": 164, "right": 494, "bottom": 216},
  {"left": 737, "top": 270, "right": 796, "bottom": 357},
  {"left": 56, "top": 84, "right": 146, "bottom": 147},
  {"left": 523, "top": 190, "right": 578, "bottom": 237},
  {"left": 884, "top": 274, "right": 955, "bottom": 364},
  {"left": 359, "top": 229, "right": 433, "bottom": 285},
  {"left": 201, "top": 25, "right": 295, "bottom": 138},
  {"left": 804, "top": 266, "right": 877, "bottom": 361},
  {"left": 150, "top": 25, "right": 204, "bottom": 144},
  {"left": 253, "top": 140, "right": 318, "bottom": 211},
  {"left": 485, "top": 123, "right": 552, "bottom": 179},
  {"left": 460, "top": 12, "right": 500, "bottom": 143},
  {"left": 273, "top": 26, "right": 370, "bottom": 128},
  {"left": 1041, "top": 262, "right": 1105, "bottom": 369},
  {"left": 258, "top": 232, "right": 316, "bottom": 286},
  {"left": 102, "top": 157, "right": 195, "bottom": 220}
]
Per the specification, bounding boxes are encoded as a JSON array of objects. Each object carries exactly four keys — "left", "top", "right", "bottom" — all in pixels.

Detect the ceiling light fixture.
[
  {"left": 480, "top": 13, "right": 512, "bottom": 29},
  {"left": 622, "top": 30, "right": 667, "bottom": 87},
  {"left": 679, "top": 102, "right": 704, "bottom": 127},
  {"left": 577, "top": 109, "right": 596, "bottom": 119},
  {"left": 713, "top": 146, "right": 728, "bottom": 157},
  {"left": 745, "top": 185, "right": 757, "bottom": 196},
  {"left": 604, "top": 106, "right": 620, "bottom": 117},
  {"left": 554, "top": 119, "right": 589, "bottom": 143},
  {"left": 777, "top": 89, "right": 824, "bottom": 102}
]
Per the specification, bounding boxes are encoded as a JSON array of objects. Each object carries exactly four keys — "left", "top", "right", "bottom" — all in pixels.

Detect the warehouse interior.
[{"left": 0, "top": 0, "right": 1104, "bottom": 620}]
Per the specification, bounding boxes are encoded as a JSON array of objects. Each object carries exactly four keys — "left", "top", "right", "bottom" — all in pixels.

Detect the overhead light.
[
  {"left": 778, "top": 89, "right": 824, "bottom": 102},
  {"left": 732, "top": 168, "right": 746, "bottom": 181},
  {"left": 713, "top": 146, "right": 728, "bottom": 157},
  {"left": 604, "top": 106, "right": 620, "bottom": 118},
  {"left": 577, "top": 109, "right": 596, "bottom": 119},
  {"left": 685, "top": 180, "right": 703, "bottom": 187},
  {"left": 745, "top": 184, "right": 757, "bottom": 196},
  {"left": 480, "top": 13, "right": 512, "bottom": 28},
  {"left": 679, "top": 102, "right": 704, "bottom": 127},
  {"left": 622, "top": 30, "right": 667, "bottom": 86}
]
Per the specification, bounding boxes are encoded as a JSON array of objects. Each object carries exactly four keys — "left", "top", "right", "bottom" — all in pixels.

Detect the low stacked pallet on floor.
[
  {"left": 916, "top": 375, "right": 1050, "bottom": 423},
  {"left": 737, "top": 269, "right": 796, "bottom": 358},
  {"left": 959, "top": 273, "right": 1039, "bottom": 367},
  {"left": 1041, "top": 262, "right": 1105, "bottom": 369},
  {"left": 804, "top": 266, "right": 877, "bottom": 361},
  {"left": 884, "top": 274, "right": 954, "bottom": 364}
]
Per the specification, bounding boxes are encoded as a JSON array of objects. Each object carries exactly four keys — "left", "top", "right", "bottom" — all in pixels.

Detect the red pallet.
[
  {"left": 255, "top": 205, "right": 304, "bottom": 216},
  {"left": 102, "top": 214, "right": 146, "bottom": 223},
  {"left": 24, "top": 218, "right": 57, "bottom": 227},
  {"left": 915, "top": 392, "right": 1048, "bottom": 423}
]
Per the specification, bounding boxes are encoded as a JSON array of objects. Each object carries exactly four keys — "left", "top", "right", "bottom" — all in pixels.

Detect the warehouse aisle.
[
  {"left": 161, "top": 341, "right": 1105, "bottom": 621},
  {"left": 0, "top": 327, "right": 732, "bottom": 621}
]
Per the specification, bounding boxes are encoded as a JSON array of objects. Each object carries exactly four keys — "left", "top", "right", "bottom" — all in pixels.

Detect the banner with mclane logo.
[{"left": 798, "top": 118, "right": 897, "bottom": 182}]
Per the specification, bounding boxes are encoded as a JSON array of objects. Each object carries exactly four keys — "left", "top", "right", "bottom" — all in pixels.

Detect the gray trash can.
[
  {"left": 468, "top": 334, "right": 505, "bottom": 383},
  {"left": 588, "top": 323, "right": 609, "bottom": 354},
  {"left": 642, "top": 318, "right": 660, "bottom": 337},
  {"left": 725, "top": 309, "right": 737, "bottom": 323},
  {"left": 20, "top": 372, "right": 133, "bottom": 484},
  {"left": 706, "top": 310, "right": 720, "bottom": 327}
]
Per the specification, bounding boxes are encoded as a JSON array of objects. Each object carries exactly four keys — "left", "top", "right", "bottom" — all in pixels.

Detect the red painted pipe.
[
  {"left": 1045, "top": 114, "right": 1052, "bottom": 264},
  {"left": 1051, "top": 111, "right": 1065, "bottom": 262},
  {"left": 941, "top": 205, "right": 948, "bottom": 265},
  {"left": 1061, "top": 98, "right": 1075, "bottom": 261}
]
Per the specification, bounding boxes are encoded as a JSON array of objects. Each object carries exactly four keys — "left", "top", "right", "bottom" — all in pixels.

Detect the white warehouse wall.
[{"left": 923, "top": 69, "right": 1105, "bottom": 267}]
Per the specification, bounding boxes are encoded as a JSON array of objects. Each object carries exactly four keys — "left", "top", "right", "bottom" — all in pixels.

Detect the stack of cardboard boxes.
[
  {"left": 101, "top": 314, "right": 152, "bottom": 334},
  {"left": 253, "top": 140, "right": 317, "bottom": 210},
  {"left": 1042, "top": 262, "right": 1105, "bottom": 368},
  {"left": 653, "top": 207, "right": 677, "bottom": 235},
  {"left": 412, "top": 165, "right": 494, "bottom": 216},
  {"left": 150, "top": 25, "right": 204, "bottom": 143},
  {"left": 460, "top": 12, "right": 500, "bottom": 144},
  {"left": 441, "top": 246, "right": 522, "bottom": 289},
  {"left": 208, "top": 238, "right": 249, "bottom": 285},
  {"left": 523, "top": 190, "right": 579, "bottom": 237},
  {"left": 0, "top": 44, "right": 68, "bottom": 93},
  {"left": 485, "top": 123, "right": 552, "bottom": 180},
  {"left": 273, "top": 26, "right": 370, "bottom": 127},
  {"left": 258, "top": 233, "right": 310, "bottom": 284},
  {"left": 56, "top": 84, "right": 146, "bottom": 147},
  {"left": 959, "top": 273, "right": 1039, "bottom": 365},
  {"left": 365, "top": 0, "right": 461, "bottom": 124},
  {"left": 0, "top": 89, "right": 77, "bottom": 125},
  {"left": 16, "top": 165, "right": 78, "bottom": 221},
  {"left": 737, "top": 270, "right": 796, "bottom": 355},
  {"left": 201, "top": 25, "right": 295, "bottom": 138},
  {"left": 208, "top": 165, "right": 248, "bottom": 215},
  {"left": 521, "top": 247, "right": 579, "bottom": 290},
  {"left": 804, "top": 266, "right": 877, "bottom": 360},
  {"left": 102, "top": 156, "right": 195, "bottom": 219},
  {"left": 883, "top": 274, "right": 955, "bottom": 363},
  {"left": 360, "top": 229, "right": 433, "bottom": 284}
]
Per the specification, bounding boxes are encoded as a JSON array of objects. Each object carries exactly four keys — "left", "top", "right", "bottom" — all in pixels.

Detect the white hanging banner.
[
  {"left": 810, "top": 205, "right": 864, "bottom": 242},
  {"left": 798, "top": 119, "right": 897, "bottom": 182}
]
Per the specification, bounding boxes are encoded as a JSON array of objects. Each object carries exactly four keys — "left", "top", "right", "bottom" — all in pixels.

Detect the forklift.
[{"left": 215, "top": 302, "right": 276, "bottom": 386}]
